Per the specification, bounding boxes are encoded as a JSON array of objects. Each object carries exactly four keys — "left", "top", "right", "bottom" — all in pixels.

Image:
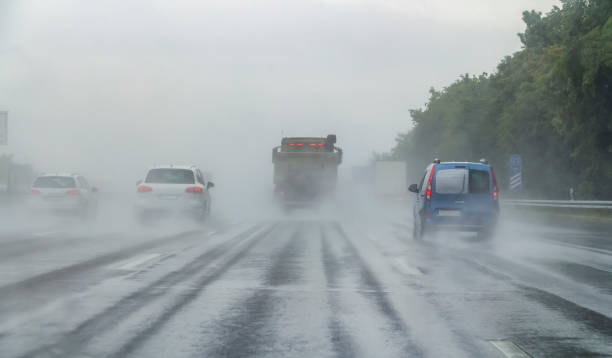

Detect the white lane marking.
[
  {"left": 33, "top": 230, "right": 66, "bottom": 237},
  {"left": 113, "top": 253, "right": 161, "bottom": 271},
  {"left": 392, "top": 258, "right": 423, "bottom": 276},
  {"left": 489, "top": 340, "right": 531, "bottom": 358}
]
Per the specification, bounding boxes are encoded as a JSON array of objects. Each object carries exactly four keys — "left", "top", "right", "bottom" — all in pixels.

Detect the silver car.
[{"left": 26, "top": 173, "right": 98, "bottom": 217}]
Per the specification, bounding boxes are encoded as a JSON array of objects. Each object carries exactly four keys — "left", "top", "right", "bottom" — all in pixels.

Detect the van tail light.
[
  {"left": 491, "top": 166, "right": 498, "bottom": 200},
  {"left": 29, "top": 188, "right": 40, "bottom": 195},
  {"left": 137, "top": 185, "right": 153, "bottom": 193},
  {"left": 66, "top": 189, "right": 81, "bottom": 195},
  {"left": 185, "top": 186, "right": 203, "bottom": 193},
  {"left": 425, "top": 165, "right": 435, "bottom": 201}
]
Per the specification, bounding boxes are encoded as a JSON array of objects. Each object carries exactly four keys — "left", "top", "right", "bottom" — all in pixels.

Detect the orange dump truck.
[{"left": 272, "top": 135, "right": 342, "bottom": 208}]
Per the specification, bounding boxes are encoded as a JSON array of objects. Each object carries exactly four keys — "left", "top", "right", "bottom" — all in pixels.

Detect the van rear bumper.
[
  {"left": 431, "top": 223, "right": 489, "bottom": 231},
  {"left": 425, "top": 213, "right": 497, "bottom": 232}
]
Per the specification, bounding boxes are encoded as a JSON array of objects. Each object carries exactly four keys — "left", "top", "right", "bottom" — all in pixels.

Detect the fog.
[{"left": 1, "top": 0, "right": 559, "bottom": 198}]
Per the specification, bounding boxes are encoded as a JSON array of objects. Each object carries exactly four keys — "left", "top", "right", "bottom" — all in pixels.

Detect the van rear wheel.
[
  {"left": 413, "top": 217, "right": 426, "bottom": 240},
  {"left": 477, "top": 226, "right": 496, "bottom": 241}
]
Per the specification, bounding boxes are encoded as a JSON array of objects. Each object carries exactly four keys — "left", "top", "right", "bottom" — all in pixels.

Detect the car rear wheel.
[{"left": 198, "top": 204, "right": 210, "bottom": 223}]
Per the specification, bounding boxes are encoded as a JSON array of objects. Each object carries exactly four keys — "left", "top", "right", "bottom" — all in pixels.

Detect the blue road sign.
[{"left": 510, "top": 154, "right": 522, "bottom": 192}]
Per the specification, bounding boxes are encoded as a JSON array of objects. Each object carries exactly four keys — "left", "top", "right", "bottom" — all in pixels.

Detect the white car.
[
  {"left": 135, "top": 165, "right": 214, "bottom": 222},
  {"left": 27, "top": 173, "right": 98, "bottom": 217}
]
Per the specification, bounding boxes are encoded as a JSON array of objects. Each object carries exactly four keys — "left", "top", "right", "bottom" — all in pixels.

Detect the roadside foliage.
[{"left": 391, "top": 0, "right": 612, "bottom": 199}]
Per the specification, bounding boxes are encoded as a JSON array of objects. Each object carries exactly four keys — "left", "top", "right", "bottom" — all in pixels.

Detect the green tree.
[{"left": 390, "top": 0, "right": 612, "bottom": 199}]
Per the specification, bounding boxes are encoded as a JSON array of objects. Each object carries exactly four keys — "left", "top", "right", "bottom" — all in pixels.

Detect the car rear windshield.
[
  {"left": 145, "top": 169, "right": 195, "bottom": 184},
  {"left": 435, "top": 168, "right": 490, "bottom": 194},
  {"left": 33, "top": 176, "right": 76, "bottom": 188}
]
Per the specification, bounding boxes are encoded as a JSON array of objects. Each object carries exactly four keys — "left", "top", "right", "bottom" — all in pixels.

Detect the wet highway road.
[{"left": 0, "top": 211, "right": 611, "bottom": 357}]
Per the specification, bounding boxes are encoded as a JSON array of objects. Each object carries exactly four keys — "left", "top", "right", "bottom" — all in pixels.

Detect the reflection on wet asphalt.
[{"left": 0, "top": 215, "right": 610, "bottom": 358}]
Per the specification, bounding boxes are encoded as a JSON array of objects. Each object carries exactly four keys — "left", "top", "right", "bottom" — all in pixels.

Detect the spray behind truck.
[{"left": 272, "top": 135, "right": 342, "bottom": 209}]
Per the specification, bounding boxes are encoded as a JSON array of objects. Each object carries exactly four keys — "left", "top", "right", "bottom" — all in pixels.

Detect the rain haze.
[
  {"left": 2, "top": 1, "right": 612, "bottom": 357},
  {"left": 2, "top": 0, "right": 559, "bottom": 187}
]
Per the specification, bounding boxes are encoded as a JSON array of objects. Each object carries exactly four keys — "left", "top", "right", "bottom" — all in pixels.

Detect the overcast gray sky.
[{"left": 0, "top": 0, "right": 560, "bottom": 189}]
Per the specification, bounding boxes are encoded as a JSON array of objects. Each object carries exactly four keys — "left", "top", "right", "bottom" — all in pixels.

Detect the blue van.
[{"left": 408, "top": 159, "right": 499, "bottom": 239}]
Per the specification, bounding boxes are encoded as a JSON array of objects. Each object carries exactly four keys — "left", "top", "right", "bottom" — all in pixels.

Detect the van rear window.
[
  {"left": 469, "top": 170, "right": 490, "bottom": 193},
  {"left": 435, "top": 168, "right": 490, "bottom": 194},
  {"left": 435, "top": 169, "right": 466, "bottom": 194}
]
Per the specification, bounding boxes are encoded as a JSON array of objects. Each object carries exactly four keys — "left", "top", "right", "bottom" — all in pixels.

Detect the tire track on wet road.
[
  {"left": 0, "top": 229, "right": 210, "bottom": 316},
  {"left": 204, "top": 223, "right": 305, "bottom": 357},
  {"left": 330, "top": 222, "right": 424, "bottom": 357},
  {"left": 18, "top": 224, "right": 269, "bottom": 358},
  {"left": 320, "top": 225, "right": 358, "bottom": 358},
  {"left": 108, "top": 224, "right": 279, "bottom": 358},
  {"left": 449, "top": 252, "right": 612, "bottom": 356}
]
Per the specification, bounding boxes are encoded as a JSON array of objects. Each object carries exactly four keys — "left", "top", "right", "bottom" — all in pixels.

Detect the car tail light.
[
  {"left": 186, "top": 186, "right": 203, "bottom": 193},
  {"left": 425, "top": 165, "right": 435, "bottom": 201},
  {"left": 29, "top": 188, "right": 40, "bottom": 195},
  {"left": 491, "top": 167, "right": 498, "bottom": 200},
  {"left": 66, "top": 189, "right": 81, "bottom": 195},
  {"left": 137, "top": 185, "right": 153, "bottom": 193}
]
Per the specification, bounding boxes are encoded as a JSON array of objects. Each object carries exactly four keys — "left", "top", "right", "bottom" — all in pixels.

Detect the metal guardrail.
[{"left": 502, "top": 199, "right": 612, "bottom": 209}]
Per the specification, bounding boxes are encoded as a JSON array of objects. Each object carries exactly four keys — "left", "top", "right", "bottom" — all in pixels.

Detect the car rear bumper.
[
  {"left": 26, "top": 198, "right": 84, "bottom": 212},
  {"left": 135, "top": 199, "right": 205, "bottom": 216}
]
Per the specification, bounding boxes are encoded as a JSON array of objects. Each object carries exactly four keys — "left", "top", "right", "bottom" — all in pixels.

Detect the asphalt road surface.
[{"left": 0, "top": 206, "right": 611, "bottom": 357}]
